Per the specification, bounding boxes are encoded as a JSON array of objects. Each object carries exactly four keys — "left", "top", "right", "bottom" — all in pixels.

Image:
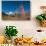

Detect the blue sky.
[
  {"left": 2, "top": 1, "right": 30, "bottom": 14},
  {"left": 2, "top": 0, "right": 30, "bottom": 1}
]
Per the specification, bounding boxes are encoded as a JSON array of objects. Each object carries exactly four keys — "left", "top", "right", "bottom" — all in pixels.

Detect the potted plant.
[
  {"left": 36, "top": 14, "right": 46, "bottom": 27},
  {"left": 36, "top": 6, "right": 46, "bottom": 27},
  {"left": 5, "top": 26, "right": 18, "bottom": 43}
]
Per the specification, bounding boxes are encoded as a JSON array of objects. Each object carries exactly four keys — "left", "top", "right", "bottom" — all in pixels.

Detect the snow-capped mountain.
[{"left": 6, "top": 11, "right": 15, "bottom": 15}]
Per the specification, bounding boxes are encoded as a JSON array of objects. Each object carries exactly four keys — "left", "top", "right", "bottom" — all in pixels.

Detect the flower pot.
[
  {"left": 41, "top": 20, "right": 46, "bottom": 27},
  {"left": 11, "top": 36, "right": 17, "bottom": 44},
  {"left": 7, "top": 39, "right": 12, "bottom": 44}
]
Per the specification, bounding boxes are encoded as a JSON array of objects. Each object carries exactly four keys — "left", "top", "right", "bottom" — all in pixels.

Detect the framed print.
[{"left": 2, "top": 1, "right": 30, "bottom": 20}]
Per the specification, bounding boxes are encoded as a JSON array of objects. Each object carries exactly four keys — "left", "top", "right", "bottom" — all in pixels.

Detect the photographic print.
[{"left": 2, "top": 1, "right": 30, "bottom": 20}]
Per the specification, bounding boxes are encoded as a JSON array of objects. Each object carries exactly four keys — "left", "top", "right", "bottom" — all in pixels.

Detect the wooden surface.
[{"left": 14, "top": 43, "right": 46, "bottom": 46}]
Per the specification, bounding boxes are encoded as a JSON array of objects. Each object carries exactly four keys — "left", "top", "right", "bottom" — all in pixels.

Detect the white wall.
[{"left": 0, "top": 0, "right": 46, "bottom": 41}]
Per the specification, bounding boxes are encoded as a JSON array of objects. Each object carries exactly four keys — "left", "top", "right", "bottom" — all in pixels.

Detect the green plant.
[
  {"left": 36, "top": 14, "right": 46, "bottom": 21},
  {"left": 5, "top": 26, "right": 18, "bottom": 39}
]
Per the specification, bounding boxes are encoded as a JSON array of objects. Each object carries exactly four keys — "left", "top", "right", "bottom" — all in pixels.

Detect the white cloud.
[{"left": 6, "top": 11, "right": 14, "bottom": 15}]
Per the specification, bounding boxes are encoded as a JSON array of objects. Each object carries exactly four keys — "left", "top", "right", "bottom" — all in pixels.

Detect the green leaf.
[
  {"left": 44, "top": 15, "right": 46, "bottom": 20},
  {"left": 5, "top": 26, "right": 18, "bottom": 39},
  {"left": 36, "top": 15, "right": 44, "bottom": 21}
]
